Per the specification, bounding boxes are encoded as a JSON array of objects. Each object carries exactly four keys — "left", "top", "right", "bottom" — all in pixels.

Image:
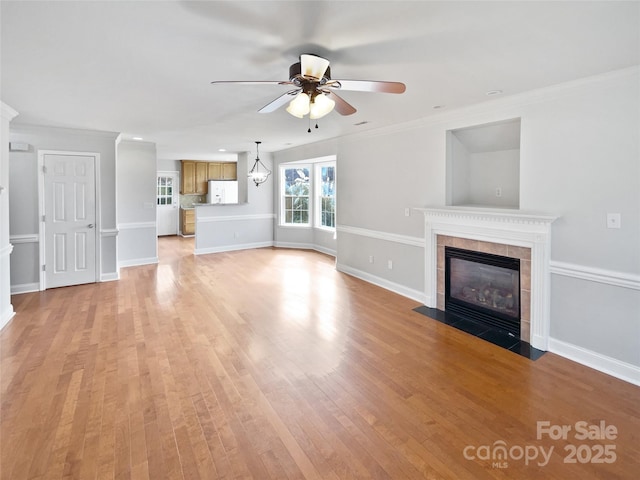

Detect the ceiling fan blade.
[
  {"left": 326, "top": 91, "right": 357, "bottom": 116},
  {"left": 330, "top": 80, "right": 406, "bottom": 94},
  {"left": 211, "top": 80, "right": 294, "bottom": 86},
  {"left": 258, "top": 89, "right": 301, "bottom": 113},
  {"left": 300, "top": 54, "right": 330, "bottom": 80}
]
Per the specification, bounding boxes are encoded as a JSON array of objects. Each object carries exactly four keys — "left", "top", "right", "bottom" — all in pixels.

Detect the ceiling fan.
[{"left": 211, "top": 54, "right": 406, "bottom": 121}]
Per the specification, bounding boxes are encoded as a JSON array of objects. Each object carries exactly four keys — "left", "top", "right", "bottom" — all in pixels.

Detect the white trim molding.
[
  {"left": 0, "top": 244, "right": 14, "bottom": 258},
  {"left": 195, "top": 241, "right": 274, "bottom": 256},
  {"left": 117, "top": 221, "right": 156, "bottom": 230},
  {"left": 1, "top": 102, "right": 19, "bottom": 121},
  {"left": 100, "top": 228, "right": 119, "bottom": 237},
  {"left": 9, "top": 234, "right": 38, "bottom": 244},
  {"left": 415, "top": 206, "right": 558, "bottom": 351},
  {"left": 197, "top": 213, "right": 276, "bottom": 223},
  {"left": 337, "top": 224, "right": 424, "bottom": 248},
  {"left": 336, "top": 262, "right": 426, "bottom": 304},
  {"left": 274, "top": 242, "right": 336, "bottom": 258},
  {"left": 100, "top": 272, "right": 120, "bottom": 282},
  {"left": 550, "top": 261, "right": 640, "bottom": 291},
  {"left": 549, "top": 337, "right": 640, "bottom": 387},
  {"left": 118, "top": 257, "right": 159, "bottom": 268},
  {"left": 0, "top": 306, "right": 15, "bottom": 331},
  {"left": 11, "top": 283, "right": 39, "bottom": 295}
]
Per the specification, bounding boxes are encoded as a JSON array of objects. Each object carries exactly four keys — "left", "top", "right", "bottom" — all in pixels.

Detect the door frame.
[
  {"left": 156, "top": 170, "right": 180, "bottom": 236},
  {"left": 37, "top": 150, "right": 101, "bottom": 290}
]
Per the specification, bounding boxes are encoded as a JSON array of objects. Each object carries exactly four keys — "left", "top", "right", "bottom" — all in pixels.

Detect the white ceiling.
[{"left": 2, "top": 1, "right": 638, "bottom": 160}]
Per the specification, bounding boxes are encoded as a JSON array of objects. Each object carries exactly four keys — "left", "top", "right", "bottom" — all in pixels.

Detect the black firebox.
[{"left": 445, "top": 247, "right": 521, "bottom": 337}]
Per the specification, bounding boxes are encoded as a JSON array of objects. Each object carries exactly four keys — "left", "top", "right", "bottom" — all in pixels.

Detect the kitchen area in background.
[{"left": 179, "top": 160, "right": 238, "bottom": 236}]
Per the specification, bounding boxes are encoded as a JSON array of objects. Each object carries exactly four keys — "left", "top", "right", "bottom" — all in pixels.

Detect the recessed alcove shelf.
[{"left": 446, "top": 118, "right": 521, "bottom": 209}]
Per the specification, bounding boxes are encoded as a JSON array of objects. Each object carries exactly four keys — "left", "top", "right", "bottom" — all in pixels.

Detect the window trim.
[
  {"left": 278, "top": 155, "right": 337, "bottom": 229},
  {"left": 314, "top": 161, "right": 336, "bottom": 232},
  {"left": 280, "top": 164, "right": 312, "bottom": 227}
]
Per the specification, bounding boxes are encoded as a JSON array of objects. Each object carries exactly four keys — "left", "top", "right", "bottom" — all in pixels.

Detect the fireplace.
[
  {"left": 415, "top": 206, "right": 557, "bottom": 350},
  {"left": 445, "top": 247, "right": 520, "bottom": 337}
]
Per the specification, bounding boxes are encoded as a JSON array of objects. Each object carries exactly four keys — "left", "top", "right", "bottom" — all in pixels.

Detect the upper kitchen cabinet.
[
  {"left": 207, "top": 162, "right": 221, "bottom": 180},
  {"left": 221, "top": 163, "right": 237, "bottom": 180},
  {"left": 195, "top": 162, "right": 208, "bottom": 194},
  {"left": 181, "top": 160, "right": 238, "bottom": 194},
  {"left": 208, "top": 162, "right": 237, "bottom": 180},
  {"left": 180, "top": 160, "right": 196, "bottom": 194}
]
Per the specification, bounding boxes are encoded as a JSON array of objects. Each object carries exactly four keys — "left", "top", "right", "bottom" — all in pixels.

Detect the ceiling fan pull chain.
[{"left": 308, "top": 116, "right": 311, "bottom": 133}]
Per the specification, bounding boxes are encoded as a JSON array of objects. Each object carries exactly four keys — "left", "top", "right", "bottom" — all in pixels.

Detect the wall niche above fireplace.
[{"left": 446, "top": 118, "right": 521, "bottom": 209}]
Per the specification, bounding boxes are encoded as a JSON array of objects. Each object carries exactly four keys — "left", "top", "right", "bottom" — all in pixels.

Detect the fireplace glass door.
[{"left": 445, "top": 247, "right": 520, "bottom": 335}]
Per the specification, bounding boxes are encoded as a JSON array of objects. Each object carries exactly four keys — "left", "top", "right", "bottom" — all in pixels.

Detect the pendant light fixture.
[{"left": 248, "top": 141, "right": 271, "bottom": 187}]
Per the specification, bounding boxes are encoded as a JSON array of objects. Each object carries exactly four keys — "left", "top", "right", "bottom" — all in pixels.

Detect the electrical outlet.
[
  {"left": 387, "top": 260, "right": 393, "bottom": 270},
  {"left": 606, "top": 213, "right": 621, "bottom": 229},
  {"left": 369, "top": 255, "right": 374, "bottom": 264},
  {"left": 495, "top": 187, "right": 502, "bottom": 197}
]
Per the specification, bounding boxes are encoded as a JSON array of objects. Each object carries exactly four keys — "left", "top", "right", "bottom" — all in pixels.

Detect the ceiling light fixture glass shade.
[
  {"left": 286, "top": 92, "right": 310, "bottom": 118},
  {"left": 300, "top": 54, "right": 330, "bottom": 79},
  {"left": 248, "top": 141, "right": 271, "bottom": 187},
  {"left": 309, "top": 93, "right": 335, "bottom": 119}
]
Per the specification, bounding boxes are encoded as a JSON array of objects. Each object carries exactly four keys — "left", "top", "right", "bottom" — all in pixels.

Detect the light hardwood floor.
[{"left": 2, "top": 236, "right": 638, "bottom": 479}]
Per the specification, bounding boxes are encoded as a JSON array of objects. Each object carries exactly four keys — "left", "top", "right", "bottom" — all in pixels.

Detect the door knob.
[{"left": 87, "top": 224, "right": 95, "bottom": 229}]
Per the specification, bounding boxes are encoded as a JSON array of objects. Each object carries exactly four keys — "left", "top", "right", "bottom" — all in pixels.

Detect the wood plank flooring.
[{"left": 2, "top": 236, "right": 639, "bottom": 479}]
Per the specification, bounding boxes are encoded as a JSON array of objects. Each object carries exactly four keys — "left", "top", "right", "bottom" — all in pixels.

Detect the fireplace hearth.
[{"left": 445, "top": 247, "right": 520, "bottom": 337}]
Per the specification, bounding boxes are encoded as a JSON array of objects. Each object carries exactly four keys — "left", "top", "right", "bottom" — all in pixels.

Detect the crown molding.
[
  {"left": 10, "top": 122, "right": 119, "bottom": 139},
  {"left": 1, "top": 102, "right": 19, "bottom": 121},
  {"left": 341, "top": 65, "right": 640, "bottom": 143}
]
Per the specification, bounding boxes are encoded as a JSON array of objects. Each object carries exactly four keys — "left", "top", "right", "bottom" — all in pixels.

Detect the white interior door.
[
  {"left": 44, "top": 153, "right": 97, "bottom": 288},
  {"left": 156, "top": 172, "right": 178, "bottom": 236}
]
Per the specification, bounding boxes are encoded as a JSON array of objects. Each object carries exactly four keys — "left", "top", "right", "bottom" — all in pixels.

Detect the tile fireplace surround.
[{"left": 415, "top": 207, "right": 557, "bottom": 351}]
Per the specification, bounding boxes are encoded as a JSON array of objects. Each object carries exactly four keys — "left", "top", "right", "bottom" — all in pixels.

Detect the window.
[
  {"left": 157, "top": 175, "right": 173, "bottom": 205},
  {"left": 282, "top": 167, "right": 310, "bottom": 225},
  {"left": 316, "top": 163, "right": 335, "bottom": 229},
  {"left": 280, "top": 157, "right": 336, "bottom": 229}
]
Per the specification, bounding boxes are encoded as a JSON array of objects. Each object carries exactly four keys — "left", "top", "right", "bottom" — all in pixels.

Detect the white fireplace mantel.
[{"left": 414, "top": 206, "right": 558, "bottom": 351}]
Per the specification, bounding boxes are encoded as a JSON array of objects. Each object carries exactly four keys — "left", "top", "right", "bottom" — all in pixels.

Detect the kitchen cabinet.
[
  {"left": 180, "top": 161, "right": 196, "bottom": 194},
  {"left": 181, "top": 208, "right": 195, "bottom": 235},
  {"left": 221, "top": 162, "right": 237, "bottom": 180},
  {"left": 181, "top": 160, "right": 238, "bottom": 194},
  {"left": 195, "top": 162, "right": 208, "bottom": 194},
  {"left": 208, "top": 162, "right": 237, "bottom": 180},
  {"left": 207, "top": 162, "right": 221, "bottom": 180}
]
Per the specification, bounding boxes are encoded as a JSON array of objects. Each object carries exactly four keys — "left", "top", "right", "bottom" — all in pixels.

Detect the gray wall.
[
  {"left": 195, "top": 151, "right": 275, "bottom": 254},
  {"left": 9, "top": 124, "right": 119, "bottom": 290},
  {"left": 273, "top": 68, "right": 640, "bottom": 369},
  {"left": 116, "top": 139, "right": 158, "bottom": 268}
]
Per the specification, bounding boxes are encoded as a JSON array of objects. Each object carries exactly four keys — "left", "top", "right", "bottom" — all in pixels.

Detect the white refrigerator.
[{"left": 206, "top": 180, "right": 238, "bottom": 204}]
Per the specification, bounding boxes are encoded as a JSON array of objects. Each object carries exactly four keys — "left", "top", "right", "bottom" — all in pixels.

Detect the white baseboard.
[
  {"left": 118, "top": 257, "right": 159, "bottom": 268},
  {"left": 1, "top": 306, "right": 16, "bottom": 331},
  {"left": 274, "top": 242, "right": 337, "bottom": 258},
  {"left": 195, "top": 241, "right": 274, "bottom": 255},
  {"left": 548, "top": 337, "right": 640, "bottom": 387},
  {"left": 336, "top": 262, "right": 426, "bottom": 304},
  {"left": 11, "top": 283, "right": 40, "bottom": 295},
  {"left": 100, "top": 271, "right": 120, "bottom": 282}
]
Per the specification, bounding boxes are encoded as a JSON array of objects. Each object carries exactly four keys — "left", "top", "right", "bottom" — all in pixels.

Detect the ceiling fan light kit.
[
  {"left": 285, "top": 92, "right": 310, "bottom": 118},
  {"left": 309, "top": 93, "right": 335, "bottom": 120},
  {"left": 212, "top": 54, "right": 406, "bottom": 129}
]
